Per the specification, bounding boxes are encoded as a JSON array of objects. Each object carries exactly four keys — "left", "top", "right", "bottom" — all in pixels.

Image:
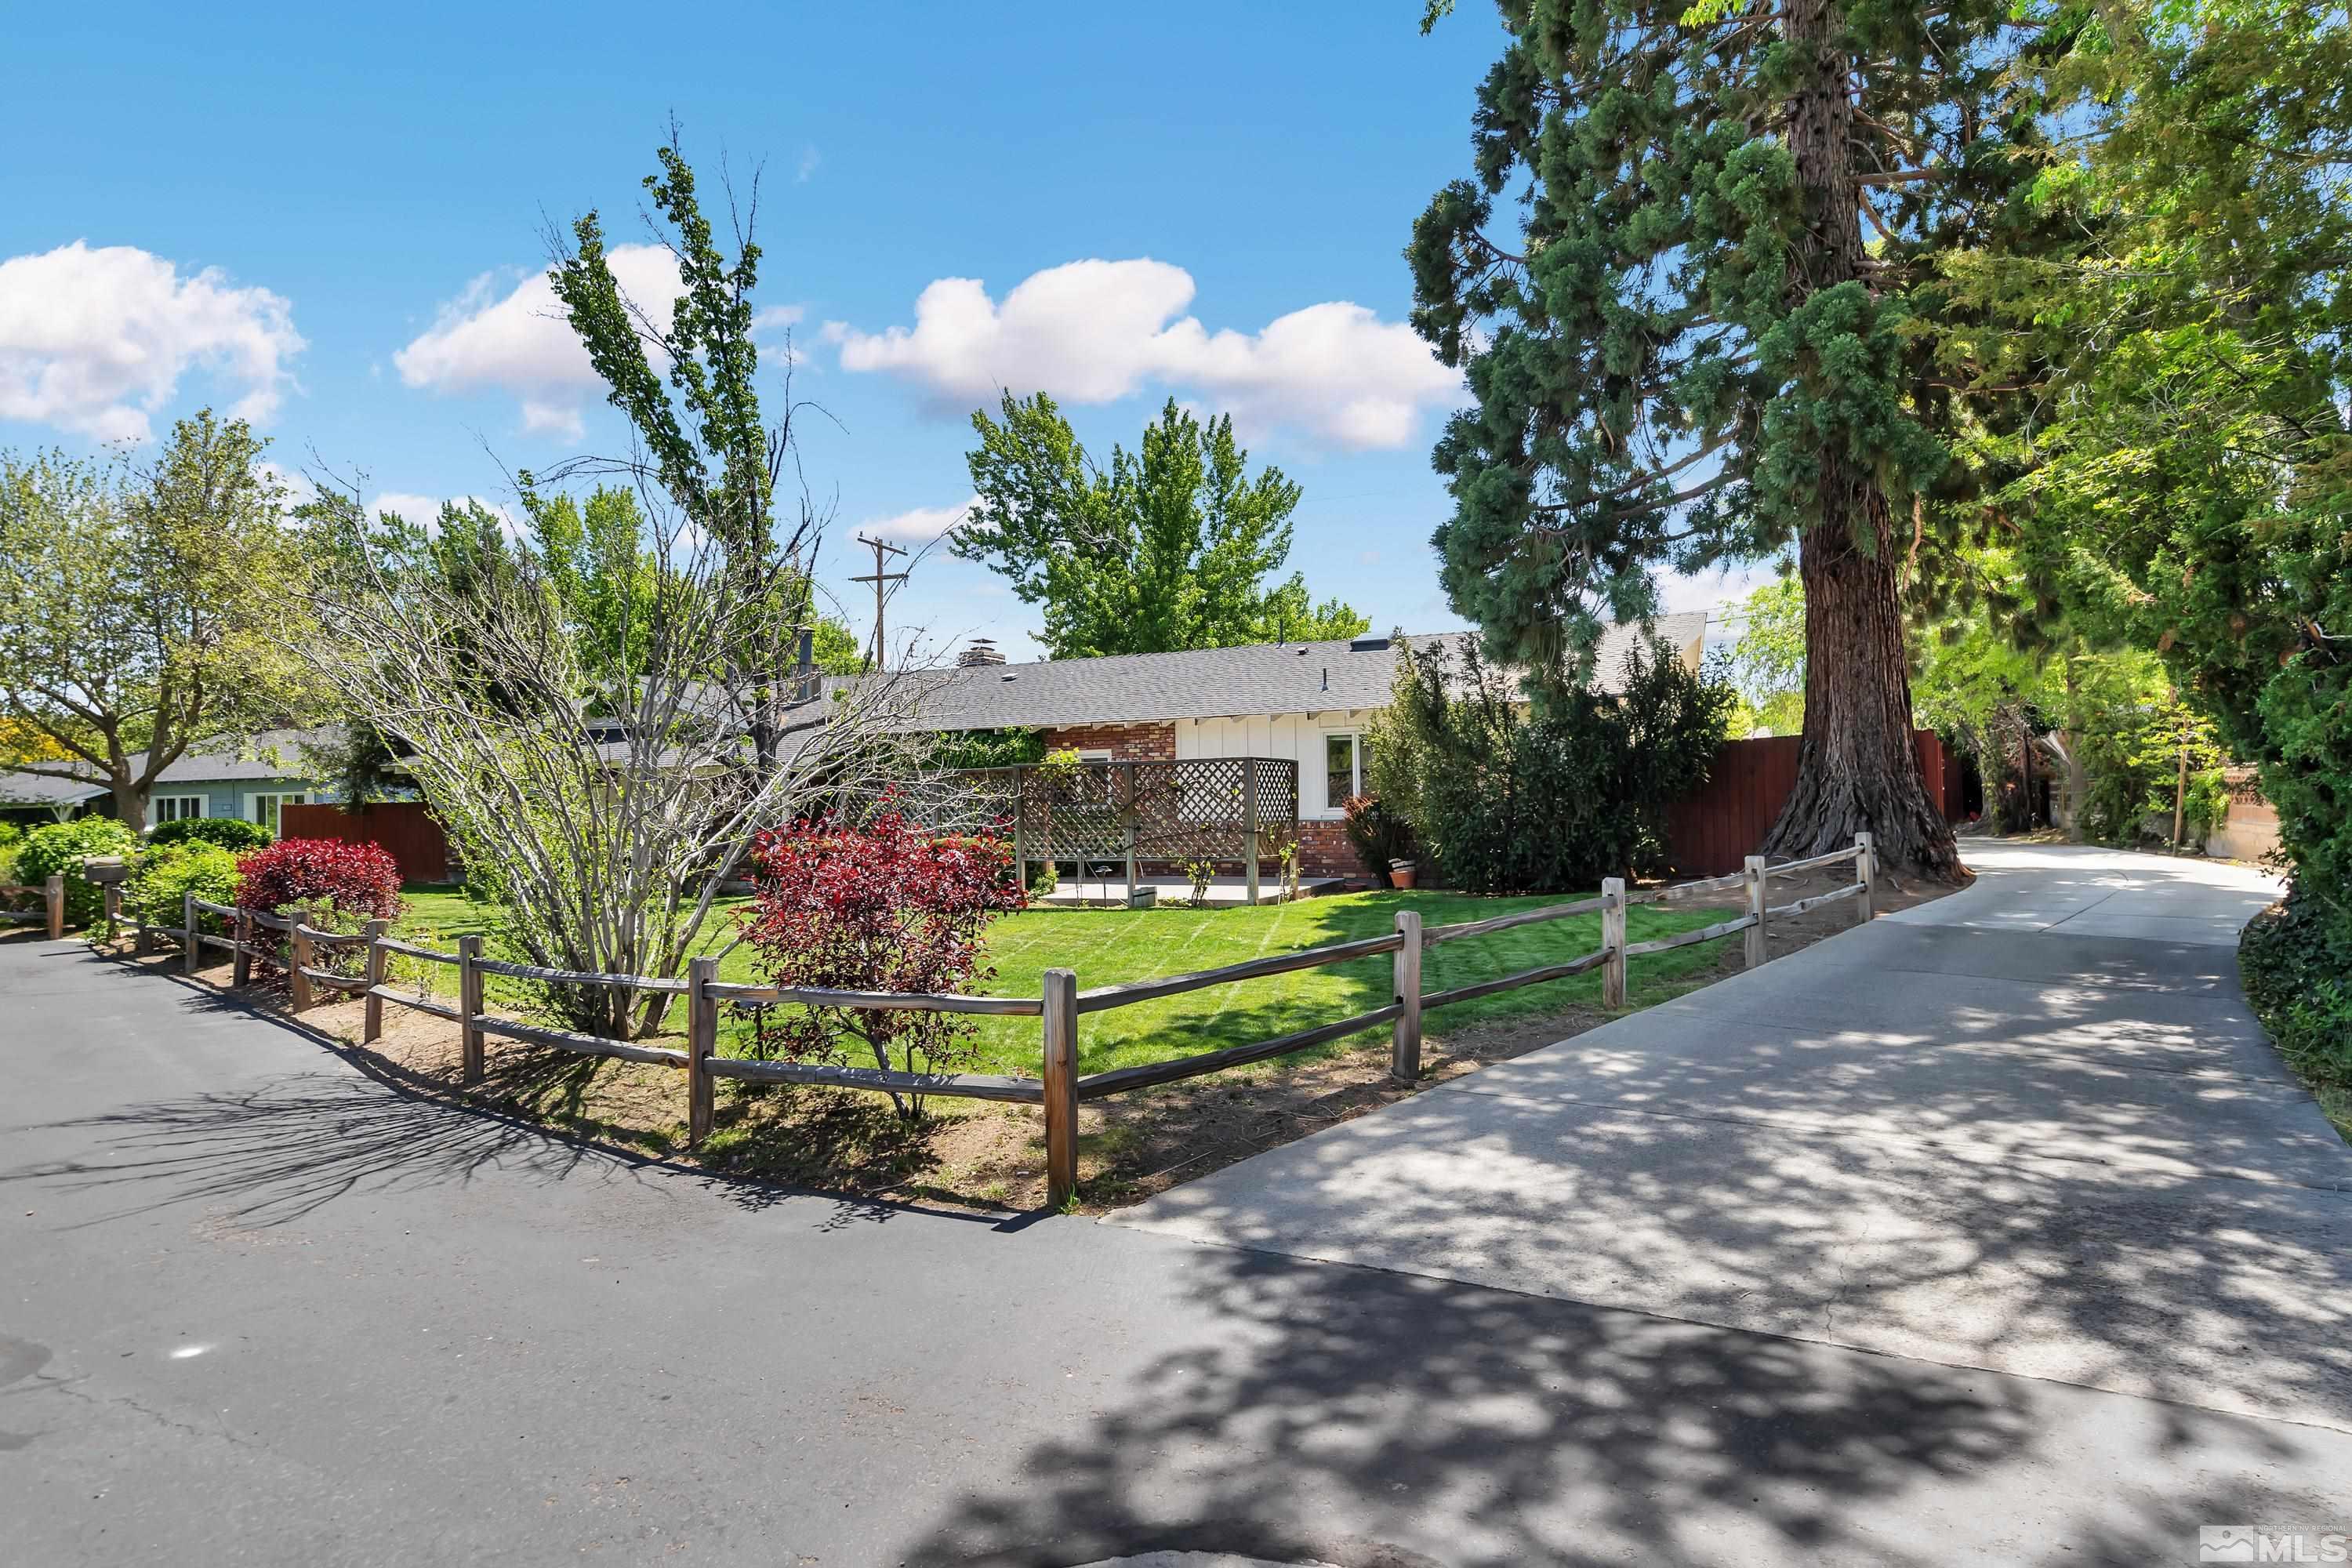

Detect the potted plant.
[{"left": 1390, "top": 858, "right": 1417, "bottom": 890}]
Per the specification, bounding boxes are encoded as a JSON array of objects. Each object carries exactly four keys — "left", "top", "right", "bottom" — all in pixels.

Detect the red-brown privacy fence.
[
  {"left": 1668, "top": 731, "right": 1965, "bottom": 877},
  {"left": 280, "top": 803, "right": 452, "bottom": 885}
]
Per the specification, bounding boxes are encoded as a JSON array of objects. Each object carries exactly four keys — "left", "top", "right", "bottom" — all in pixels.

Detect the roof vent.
[
  {"left": 1000, "top": 672, "right": 1018, "bottom": 681},
  {"left": 1348, "top": 636, "right": 1392, "bottom": 652}
]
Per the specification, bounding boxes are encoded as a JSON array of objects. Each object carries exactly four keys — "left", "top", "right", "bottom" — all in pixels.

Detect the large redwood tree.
[{"left": 1409, "top": 0, "right": 2082, "bottom": 877}]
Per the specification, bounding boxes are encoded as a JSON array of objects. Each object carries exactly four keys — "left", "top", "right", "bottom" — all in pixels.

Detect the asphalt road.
[{"left": 5, "top": 843, "right": 2350, "bottom": 1566}]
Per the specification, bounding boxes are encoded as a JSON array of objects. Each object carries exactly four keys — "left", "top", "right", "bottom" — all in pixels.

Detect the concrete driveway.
[
  {"left": 5, "top": 843, "right": 2350, "bottom": 1566},
  {"left": 1118, "top": 844, "right": 2352, "bottom": 1430}
]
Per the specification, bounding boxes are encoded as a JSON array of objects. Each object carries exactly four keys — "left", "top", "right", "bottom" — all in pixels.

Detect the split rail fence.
[
  {"left": 0, "top": 874, "right": 66, "bottom": 938},
  {"left": 167, "top": 835, "right": 1877, "bottom": 1208}
]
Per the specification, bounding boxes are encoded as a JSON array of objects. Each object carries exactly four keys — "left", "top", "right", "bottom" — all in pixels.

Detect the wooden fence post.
[
  {"left": 289, "top": 916, "right": 315, "bottom": 1013},
  {"left": 1119, "top": 761, "right": 1138, "bottom": 906},
  {"left": 457, "top": 933, "right": 485, "bottom": 1085},
  {"left": 1744, "top": 855, "right": 1768, "bottom": 969},
  {"left": 1011, "top": 787, "right": 1027, "bottom": 895},
  {"left": 687, "top": 956, "right": 717, "bottom": 1146},
  {"left": 361, "top": 920, "right": 387, "bottom": 1042},
  {"left": 1855, "top": 833, "right": 1876, "bottom": 924},
  {"left": 1600, "top": 877, "right": 1628, "bottom": 1009},
  {"left": 182, "top": 891, "right": 200, "bottom": 975},
  {"left": 1242, "top": 765, "right": 1261, "bottom": 906},
  {"left": 45, "top": 873, "right": 64, "bottom": 940},
  {"left": 1390, "top": 909, "right": 1423, "bottom": 1083},
  {"left": 1041, "top": 967, "right": 1079, "bottom": 1210},
  {"left": 232, "top": 909, "right": 252, "bottom": 985}
]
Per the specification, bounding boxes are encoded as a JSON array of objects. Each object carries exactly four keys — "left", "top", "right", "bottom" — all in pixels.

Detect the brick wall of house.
[
  {"left": 1039, "top": 721, "right": 1177, "bottom": 760},
  {"left": 1294, "top": 818, "right": 1375, "bottom": 880}
]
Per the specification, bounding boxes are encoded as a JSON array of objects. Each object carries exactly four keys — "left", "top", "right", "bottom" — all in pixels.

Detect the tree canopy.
[
  {"left": 0, "top": 410, "right": 312, "bottom": 823},
  {"left": 1410, "top": 0, "right": 2104, "bottom": 873},
  {"left": 955, "top": 393, "right": 1369, "bottom": 659}
]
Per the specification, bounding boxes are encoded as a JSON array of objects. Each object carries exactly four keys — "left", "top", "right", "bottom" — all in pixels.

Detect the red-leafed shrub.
[
  {"left": 739, "top": 807, "right": 1023, "bottom": 1119},
  {"left": 235, "top": 837, "right": 405, "bottom": 921}
]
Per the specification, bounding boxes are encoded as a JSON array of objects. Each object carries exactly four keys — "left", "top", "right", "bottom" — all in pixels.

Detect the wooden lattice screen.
[{"left": 922, "top": 756, "right": 1298, "bottom": 901}]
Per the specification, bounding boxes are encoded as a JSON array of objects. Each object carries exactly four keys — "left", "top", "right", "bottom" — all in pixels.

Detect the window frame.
[
  {"left": 244, "top": 791, "right": 309, "bottom": 837},
  {"left": 1319, "top": 730, "right": 1364, "bottom": 818},
  {"left": 148, "top": 794, "right": 207, "bottom": 826}
]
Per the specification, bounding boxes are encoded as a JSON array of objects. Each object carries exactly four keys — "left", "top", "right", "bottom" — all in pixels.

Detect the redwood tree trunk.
[
  {"left": 1762, "top": 522, "right": 1960, "bottom": 879},
  {"left": 1759, "top": 0, "right": 1961, "bottom": 881}
]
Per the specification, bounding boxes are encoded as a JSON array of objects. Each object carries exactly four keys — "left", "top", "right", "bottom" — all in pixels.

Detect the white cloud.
[
  {"left": 795, "top": 145, "right": 821, "bottom": 183},
  {"left": 1658, "top": 557, "right": 1784, "bottom": 621},
  {"left": 393, "top": 244, "right": 687, "bottom": 441},
  {"left": 751, "top": 303, "right": 805, "bottom": 336},
  {"left": 855, "top": 494, "right": 976, "bottom": 544},
  {"left": 0, "top": 241, "right": 303, "bottom": 442},
  {"left": 829, "top": 258, "right": 1461, "bottom": 449}
]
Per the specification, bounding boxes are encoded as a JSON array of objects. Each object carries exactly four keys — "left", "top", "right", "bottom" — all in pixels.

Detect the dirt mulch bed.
[{"left": 93, "top": 862, "right": 1961, "bottom": 1216}]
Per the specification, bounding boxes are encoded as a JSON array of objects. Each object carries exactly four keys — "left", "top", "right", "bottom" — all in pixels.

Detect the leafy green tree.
[
  {"left": 956, "top": 393, "right": 1369, "bottom": 658},
  {"left": 1408, "top": 0, "right": 2100, "bottom": 875},
  {"left": 0, "top": 412, "right": 313, "bottom": 825},
  {"left": 1728, "top": 577, "right": 1806, "bottom": 735},
  {"left": 540, "top": 129, "right": 832, "bottom": 774},
  {"left": 1963, "top": 2, "right": 2349, "bottom": 1059},
  {"left": 1368, "top": 632, "right": 1732, "bottom": 891}
]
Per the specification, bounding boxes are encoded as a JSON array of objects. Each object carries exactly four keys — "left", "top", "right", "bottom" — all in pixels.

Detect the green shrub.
[
  {"left": 1368, "top": 634, "right": 1733, "bottom": 893},
  {"left": 929, "top": 727, "right": 1047, "bottom": 771},
  {"left": 0, "top": 821, "right": 20, "bottom": 884},
  {"left": 148, "top": 816, "right": 272, "bottom": 852},
  {"left": 16, "top": 816, "right": 138, "bottom": 927},
  {"left": 125, "top": 843, "right": 242, "bottom": 933},
  {"left": 1341, "top": 794, "right": 1415, "bottom": 887},
  {"left": 2241, "top": 887, "right": 2352, "bottom": 1087}
]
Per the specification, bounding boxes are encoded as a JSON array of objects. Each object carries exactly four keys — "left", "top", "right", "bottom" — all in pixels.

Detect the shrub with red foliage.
[
  {"left": 739, "top": 807, "right": 1022, "bottom": 1116},
  {"left": 235, "top": 837, "right": 406, "bottom": 921}
]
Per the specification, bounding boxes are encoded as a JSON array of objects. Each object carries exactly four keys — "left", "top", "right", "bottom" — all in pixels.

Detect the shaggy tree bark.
[
  {"left": 1765, "top": 521, "right": 1959, "bottom": 876},
  {"left": 1755, "top": 0, "right": 1959, "bottom": 880}
]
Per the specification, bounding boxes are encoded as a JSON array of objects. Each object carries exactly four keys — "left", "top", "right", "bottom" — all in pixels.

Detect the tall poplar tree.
[{"left": 1410, "top": 0, "right": 2082, "bottom": 876}]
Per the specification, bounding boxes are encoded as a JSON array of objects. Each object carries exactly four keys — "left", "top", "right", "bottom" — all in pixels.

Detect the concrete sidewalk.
[{"left": 1115, "top": 844, "right": 2352, "bottom": 1430}]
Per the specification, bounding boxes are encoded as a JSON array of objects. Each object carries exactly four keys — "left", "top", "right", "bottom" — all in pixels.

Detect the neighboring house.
[
  {"left": 0, "top": 728, "right": 337, "bottom": 833},
  {"left": 886, "top": 619, "right": 1708, "bottom": 876},
  {"left": 2207, "top": 766, "right": 2281, "bottom": 862}
]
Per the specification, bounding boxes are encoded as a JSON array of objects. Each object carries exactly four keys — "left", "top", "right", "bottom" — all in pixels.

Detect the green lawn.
[{"left": 390, "top": 884, "right": 1727, "bottom": 1080}]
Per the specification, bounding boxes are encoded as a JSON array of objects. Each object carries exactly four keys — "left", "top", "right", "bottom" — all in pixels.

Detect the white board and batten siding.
[{"left": 1176, "top": 712, "right": 1374, "bottom": 821}]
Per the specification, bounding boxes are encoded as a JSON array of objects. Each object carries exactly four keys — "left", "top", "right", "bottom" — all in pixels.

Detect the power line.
[{"left": 850, "top": 533, "right": 910, "bottom": 673}]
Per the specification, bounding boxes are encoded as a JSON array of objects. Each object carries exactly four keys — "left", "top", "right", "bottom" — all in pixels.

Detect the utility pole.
[{"left": 850, "top": 532, "right": 909, "bottom": 673}]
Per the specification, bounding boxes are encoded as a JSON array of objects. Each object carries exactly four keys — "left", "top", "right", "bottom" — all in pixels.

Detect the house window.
[
  {"left": 149, "top": 795, "right": 205, "bottom": 826},
  {"left": 247, "top": 792, "right": 307, "bottom": 836},
  {"left": 1325, "top": 732, "right": 1364, "bottom": 811}
]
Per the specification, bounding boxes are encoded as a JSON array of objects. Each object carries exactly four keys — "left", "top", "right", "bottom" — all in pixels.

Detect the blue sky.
[{"left": 0, "top": 2, "right": 1767, "bottom": 662}]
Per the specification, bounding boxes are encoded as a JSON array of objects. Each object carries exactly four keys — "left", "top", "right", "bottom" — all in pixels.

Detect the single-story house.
[
  {"left": 883, "top": 618, "right": 1708, "bottom": 877},
  {"left": 0, "top": 728, "right": 336, "bottom": 833}
]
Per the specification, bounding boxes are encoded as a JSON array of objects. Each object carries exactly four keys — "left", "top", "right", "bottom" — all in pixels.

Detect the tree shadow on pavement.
[
  {"left": 897, "top": 1242, "right": 2334, "bottom": 1568},
  {"left": 0, "top": 1068, "right": 619, "bottom": 1229}
]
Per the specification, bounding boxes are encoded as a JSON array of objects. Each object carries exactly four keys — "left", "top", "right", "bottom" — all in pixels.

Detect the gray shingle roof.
[
  {"left": 869, "top": 617, "right": 1708, "bottom": 731},
  {"left": 0, "top": 727, "right": 334, "bottom": 808}
]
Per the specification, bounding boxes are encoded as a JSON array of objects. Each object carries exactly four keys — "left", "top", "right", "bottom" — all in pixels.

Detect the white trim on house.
[
  {"left": 148, "top": 794, "right": 206, "bottom": 826},
  {"left": 1176, "top": 709, "right": 1377, "bottom": 820},
  {"left": 243, "top": 790, "right": 308, "bottom": 834}
]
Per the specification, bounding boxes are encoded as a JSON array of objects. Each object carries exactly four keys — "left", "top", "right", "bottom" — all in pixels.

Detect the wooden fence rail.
[
  {"left": 143, "top": 835, "right": 1878, "bottom": 1209},
  {"left": 1, "top": 876, "right": 67, "bottom": 939}
]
